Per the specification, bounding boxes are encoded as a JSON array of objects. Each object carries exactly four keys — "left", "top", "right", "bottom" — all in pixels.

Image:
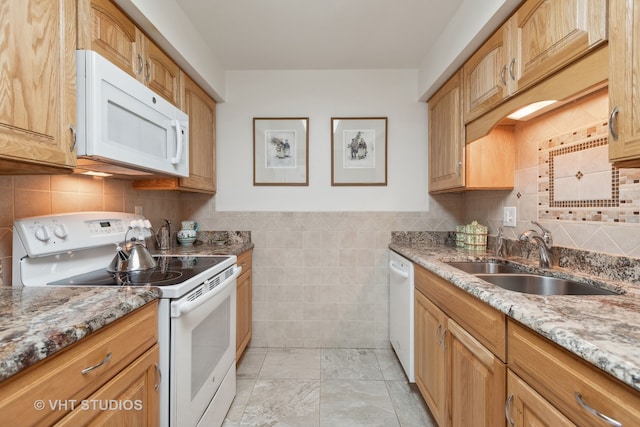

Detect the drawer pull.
[
  {"left": 575, "top": 392, "right": 622, "bottom": 427},
  {"left": 505, "top": 394, "right": 515, "bottom": 427},
  {"left": 81, "top": 352, "right": 112, "bottom": 375}
]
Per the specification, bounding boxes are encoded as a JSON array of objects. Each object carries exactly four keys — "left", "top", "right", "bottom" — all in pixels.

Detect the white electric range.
[{"left": 12, "top": 211, "right": 240, "bottom": 427}]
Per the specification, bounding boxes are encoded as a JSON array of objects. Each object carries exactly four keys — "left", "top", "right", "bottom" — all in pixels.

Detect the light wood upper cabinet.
[
  {"left": 463, "top": 0, "right": 607, "bottom": 125},
  {"left": 0, "top": 0, "right": 77, "bottom": 174},
  {"left": 429, "top": 70, "right": 515, "bottom": 194},
  {"left": 429, "top": 70, "right": 465, "bottom": 193},
  {"left": 133, "top": 72, "right": 217, "bottom": 193},
  {"left": 608, "top": 0, "right": 640, "bottom": 167},
  {"left": 78, "top": 0, "right": 181, "bottom": 107},
  {"left": 512, "top": 0, "right": 607, "bottom": 93},
  {"left": 463, "top": 25, "right": 510, "bottom": 122}
]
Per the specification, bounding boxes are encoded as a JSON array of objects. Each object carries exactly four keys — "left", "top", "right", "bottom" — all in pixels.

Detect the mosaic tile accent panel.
[{"left": 538, "top": 121, "right": 640, "bottom": 223}]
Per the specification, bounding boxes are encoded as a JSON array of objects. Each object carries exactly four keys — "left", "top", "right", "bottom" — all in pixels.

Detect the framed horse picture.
[
  {"left": 331, "top": 117, "right": 387, "bottom": 186},
  {"left": 253, "top": 117, "right": 309, "bottom": 185}
]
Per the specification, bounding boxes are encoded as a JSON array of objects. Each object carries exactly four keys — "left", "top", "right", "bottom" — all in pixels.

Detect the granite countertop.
[
  {"left": 0, "top": 286, "right": 161, "bottom": 383},
  {"left": 390, "top": 242, "right": 640, "bottom": 392}
]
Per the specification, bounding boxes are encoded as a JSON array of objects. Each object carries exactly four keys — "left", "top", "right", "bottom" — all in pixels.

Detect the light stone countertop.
[
  {"left": 0, "top": 239, "right": 251, "bottom": 383},
  {"left": 389, "top": 242, "right": 640, "bottom": 392},
  {"left": 0, "top": 286, "right": 161, "bottom": 382}
]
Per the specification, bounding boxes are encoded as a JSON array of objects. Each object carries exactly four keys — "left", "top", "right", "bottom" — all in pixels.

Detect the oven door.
[{"left": 169, "top": 266, "right": 240, "bottom": 427}]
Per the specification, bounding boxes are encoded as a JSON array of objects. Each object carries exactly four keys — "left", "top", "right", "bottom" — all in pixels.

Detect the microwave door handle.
[
  {"left": 170, "top": 120, "right": 184, "bottom": 165},
  {"left": 170, "top": 266, "right": 242, "bottom": 318}
]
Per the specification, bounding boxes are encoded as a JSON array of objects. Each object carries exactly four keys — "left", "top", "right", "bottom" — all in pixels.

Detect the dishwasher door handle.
[{"left": 389, "top": 261, "right": 409, "bottom": 279}]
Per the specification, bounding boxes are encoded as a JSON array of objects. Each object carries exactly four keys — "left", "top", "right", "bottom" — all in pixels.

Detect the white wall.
[{"left": 215, "top": 69, "right": 429, "bottom": 212}]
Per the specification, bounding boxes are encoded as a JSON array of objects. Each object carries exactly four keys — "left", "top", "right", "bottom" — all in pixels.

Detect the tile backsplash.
[
  {"left": 465, "top": 88, "right": 640, "bottom": 258},
  {"left": 0, "top": 175, "right": 182, "bottom": 285}
]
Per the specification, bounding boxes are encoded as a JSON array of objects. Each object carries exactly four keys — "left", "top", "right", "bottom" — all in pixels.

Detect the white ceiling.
[{"left": 177, "top": 0, "right": 464, "bottom": 70}]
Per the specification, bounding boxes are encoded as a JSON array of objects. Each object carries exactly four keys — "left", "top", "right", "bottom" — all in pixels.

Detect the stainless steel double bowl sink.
[{"left": 446, "top": 262, "right": 619, "bottom": 296}]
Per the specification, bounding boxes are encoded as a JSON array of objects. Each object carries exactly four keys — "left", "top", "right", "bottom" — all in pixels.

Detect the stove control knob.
[
  {"left": 34, "top": 226, "right": 51, "bottom": 242},
  {"left": 54, "top": 224, "right": 68, "bottom": 239}
]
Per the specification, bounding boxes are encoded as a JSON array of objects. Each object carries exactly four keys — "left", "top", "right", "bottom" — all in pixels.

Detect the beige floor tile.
[
  {"left": 386, "top": 380, "right": 436, "bottom": 427},
  {"left": 320, "top": 379, "right": 399, "bottom": 427},
  {"left": 321, "top": 348, "right": 383, "bottom": 380},
  {"left": 241, "top": 379, "right": 320, "bottom": 426},
  {"left": 259, "top": 348, "right": 321, "bottom": 379}
]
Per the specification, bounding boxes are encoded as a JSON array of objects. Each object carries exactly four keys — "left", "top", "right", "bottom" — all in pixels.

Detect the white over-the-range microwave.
[{"left": 75, "top": 50, "right": 189, "bottom": 178}]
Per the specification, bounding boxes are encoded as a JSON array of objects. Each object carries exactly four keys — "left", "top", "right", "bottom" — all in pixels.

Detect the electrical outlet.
[{"left": 503, "top": 207, "right": 516, "bottom": 227}]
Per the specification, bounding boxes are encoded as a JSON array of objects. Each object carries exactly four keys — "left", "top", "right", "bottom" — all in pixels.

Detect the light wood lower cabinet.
[
  {"left": 0, "top": 302, "right": 159, "bottom": 426},
  {"left": 506, "top": 370, "right": 576, "bottom": 427},
  {"left": 448, "top": 319, "right": 506, "bottom": 427},
  {"left": 414, "top": 264, "right": 506, "bottom": 426},
  {"left": 55, "top": 344, "right": 160, "bottom": 427},
  {"left": 415, "top": 290, "right": 447, "bottom": 427},
  {"left": 236, "top": 249, "right": 253, "bottom": 361},
  {"left": 508, "top": 319, "right": 640, "bottom": 427}
]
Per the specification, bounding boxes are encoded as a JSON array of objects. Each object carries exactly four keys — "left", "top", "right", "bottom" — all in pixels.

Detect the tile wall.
[
  {"left": 0, "top": 175, "right": 182, "bottom": 285},
  {"left": 181, "top": 195, "right": 464, "bottom": 349}
]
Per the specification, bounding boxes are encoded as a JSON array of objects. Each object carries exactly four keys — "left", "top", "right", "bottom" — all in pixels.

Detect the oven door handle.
[{"left": 170, "top": 266, "right": 242, "bottom": 317}]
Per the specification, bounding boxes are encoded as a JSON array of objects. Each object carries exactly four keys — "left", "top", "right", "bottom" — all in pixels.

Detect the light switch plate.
[{"left": 503, "top": 207, "right": 516, "bottom": 227}]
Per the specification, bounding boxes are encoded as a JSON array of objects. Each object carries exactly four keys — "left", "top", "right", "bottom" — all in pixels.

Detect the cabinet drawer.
[
  {"left": 414, "top": 264, "right": 506, "bottom": 360},
  {"left": 508, "top": 319, "right": 640, "bottom": 426},
  {"left": 237, "top": 249, "right": 253, "bottom": 273},
  {"left": 0, "top": 302, "right": 158, "bottom": 426}
]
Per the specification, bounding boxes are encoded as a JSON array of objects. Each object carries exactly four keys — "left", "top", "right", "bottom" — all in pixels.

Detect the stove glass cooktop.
[{"left": 47, "top": 256, "right": 230, "bottom": 287}]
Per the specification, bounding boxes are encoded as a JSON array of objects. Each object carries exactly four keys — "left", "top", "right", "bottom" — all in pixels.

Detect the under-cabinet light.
[
  {"left": 507, "top": 100, "right": 558, "bottom": 120},
  {"left": 81, "top": 171, "right": 112, "bottom": 177}
]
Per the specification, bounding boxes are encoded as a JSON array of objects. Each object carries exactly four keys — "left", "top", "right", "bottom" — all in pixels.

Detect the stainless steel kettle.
[{"left": 107, "top": 237, "right": 157, "bottom": 273}]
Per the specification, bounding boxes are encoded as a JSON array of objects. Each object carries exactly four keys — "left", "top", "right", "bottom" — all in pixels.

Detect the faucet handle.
[{"left": 531, "top": 221, "right": 552, "bottom": 244}]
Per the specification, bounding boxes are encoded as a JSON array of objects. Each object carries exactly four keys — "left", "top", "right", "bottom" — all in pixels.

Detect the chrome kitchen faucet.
[{"left": 519, "top": 221, "right": 553, "bottom": 268}]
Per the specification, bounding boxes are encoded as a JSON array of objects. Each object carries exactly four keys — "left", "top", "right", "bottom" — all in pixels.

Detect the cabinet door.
[
  {"left": 448, "top": 319, "right": 506, "bottom": 427},
  {"left": 78, "top": 0, "right": 142, "bottom": 79},
  {"left": 141, "top": 36, "right": 181, "bottom": 107},
  {"left": 0, "top": 0, "right": 76, "bottom": 172},
  {"left": 463, "top": 26, "right": 509, "bottom": 123},
  {"left": 428, "top": 70, "right": 464, "bottom": 193},
  {"left": 179, "top": 73, "right": 216, "bottom": 191},
  {"left": 55, "top": 344, "right": 160, "bottom": 426},
  {"left": 414, "top": 290, "right": 448, "bottom": 427},
  {"left": 609, "top": 0, "right": 640, "bottom": 166},
  {"left": 236, "top": 269, "right": 252, "bottom": 360},
  {"left": 132, "top": 73, "right": 217, "bottom": 193},
  {"left": 511, "top": 0, "right": 607, "bottom": 92},
  {"left": 506, "top": 370, "right": 576, "bottom": 427}
]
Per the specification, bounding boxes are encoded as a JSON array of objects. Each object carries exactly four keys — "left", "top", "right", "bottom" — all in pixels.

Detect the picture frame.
[
  {"left": 253, "top": 117, "right": 309, "bottom": 186},
  {"left": 331, "top": 117, "right": 387, "bottom": 186}
]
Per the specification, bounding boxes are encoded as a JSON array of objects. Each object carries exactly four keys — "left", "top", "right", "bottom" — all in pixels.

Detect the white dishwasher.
[{"left": 389, "top": 250, "right": 415, "bottom": 382}]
